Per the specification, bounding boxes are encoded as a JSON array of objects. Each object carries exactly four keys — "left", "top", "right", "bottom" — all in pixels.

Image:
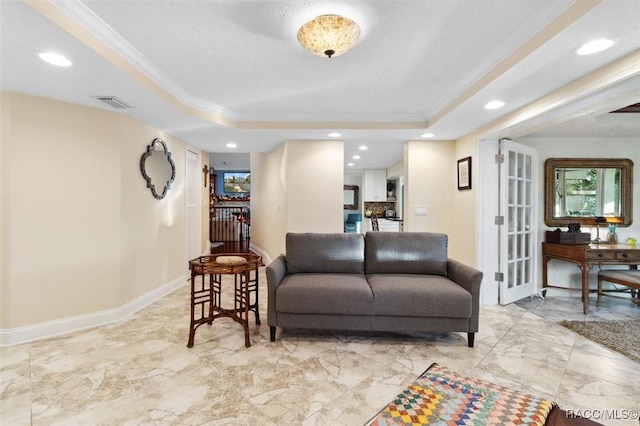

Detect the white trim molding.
[{"left": 0, "top": 275, "right": 187, "bottom": 347}]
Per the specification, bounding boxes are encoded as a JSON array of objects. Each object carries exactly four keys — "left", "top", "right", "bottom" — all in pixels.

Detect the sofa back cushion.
[
  {"left": 365, "top": 232, "right": 448, "bottom": 275},
  {"left": 286, "top": 233, "right": 365, "bottom": 274}
]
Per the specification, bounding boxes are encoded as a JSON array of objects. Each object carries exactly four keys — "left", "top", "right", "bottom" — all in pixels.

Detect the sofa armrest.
[
  {"left": 447, "top": 258, "right": 483, "bottom": 332},
  {"left": 266, "top": 255, "right": 287, "bottom": 327}
]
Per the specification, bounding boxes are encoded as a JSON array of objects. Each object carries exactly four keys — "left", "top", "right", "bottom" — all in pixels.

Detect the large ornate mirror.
[
  {"left": 544, "top": 158, "right": 633, "bottom": 227},
  {"left": 140, "top": 138, "right": 176, "bottom": 199},
  {"left": 344, "top": 185, "right": 359, "bottom": 210}
]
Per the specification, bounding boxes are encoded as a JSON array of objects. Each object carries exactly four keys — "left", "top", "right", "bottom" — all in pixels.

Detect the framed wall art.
[{"left": 457, "top": 156, "right": 472, "bottom": 190}]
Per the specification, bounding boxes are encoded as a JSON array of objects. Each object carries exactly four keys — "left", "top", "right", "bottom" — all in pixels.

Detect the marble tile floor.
[{"left": 2, "top": 270, "right": 639, "bottom": 426}]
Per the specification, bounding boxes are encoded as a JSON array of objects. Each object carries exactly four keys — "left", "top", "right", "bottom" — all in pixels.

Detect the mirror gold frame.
[{"left": 544, "top": 158, "right": 633, "bottom": 227}]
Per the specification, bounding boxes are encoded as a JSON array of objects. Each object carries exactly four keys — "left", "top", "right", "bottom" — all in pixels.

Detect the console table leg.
[{"left": 580, "top": 264, "right": 591, "bottom": 314}]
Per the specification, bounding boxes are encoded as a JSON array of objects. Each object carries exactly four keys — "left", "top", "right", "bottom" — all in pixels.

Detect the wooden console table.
[{"left": 542, "top": 242, "right": 640, "bottom": 314}]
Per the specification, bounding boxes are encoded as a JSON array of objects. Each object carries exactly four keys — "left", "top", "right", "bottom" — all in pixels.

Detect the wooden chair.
[{"left": 370, "top": 212, "right": 379, "bottom": 231}]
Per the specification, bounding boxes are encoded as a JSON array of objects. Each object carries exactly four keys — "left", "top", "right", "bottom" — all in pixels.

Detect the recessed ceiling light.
[
  {"left": 226, "top": 142, "right": 237, "bottom": 148},
  {"left": 577, "top": 38, "right": 614, "bottom": 55},
  {"left": 328, "top": 132, "right": 341, "bottom": 138},
  {"left": 358, "top": 145, "right": 368, "bottom": 150},
  {"left": 421, "top": 132, "right": 435, "bottom": 138},
  {"left": 347, "top": 162, "right": 355, "bottom": 167},
  {"left": 36, "top": 51, "right": 72, "bottom": 67},
  {"left": 484, "top": 100, "right": 505, "bottom": 110},
  {"left": 352, "top": 155, "right": 360, "bottom": 160}
]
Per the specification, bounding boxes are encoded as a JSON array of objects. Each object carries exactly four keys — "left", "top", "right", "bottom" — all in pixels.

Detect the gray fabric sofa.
[{"left": 266, "top": 232, "right": 483, "bottom": 347}]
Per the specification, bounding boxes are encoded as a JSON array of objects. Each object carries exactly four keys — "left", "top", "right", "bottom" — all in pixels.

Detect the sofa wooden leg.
[
  {"left": 270, "top": 326, "right": 276, "bottom": 342},
  {"left": 467, "top": 332, "right": 475, "bottom": 348}
]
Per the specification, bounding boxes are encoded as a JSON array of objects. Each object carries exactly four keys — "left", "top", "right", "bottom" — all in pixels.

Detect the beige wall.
[
  {"left": 0, "top": 92, "right": 207, "bottom": 334},
  {"left": 251, "top": 145, "right": 288, "bottom": 260},
  {"left": 403, "top": 140, "right": 456, "bottom": 237},
  {"left": 251, "top": 140, "right": 344, "bottom": 260},
  {"left": 286, "top": 140, "right": 343, "bottom": 234},
  {"left": 451, "top": 135, "right": 480, "bottom": 265},
  {"left": 0, "top": 91, "right": 10, "bottom": 328}
]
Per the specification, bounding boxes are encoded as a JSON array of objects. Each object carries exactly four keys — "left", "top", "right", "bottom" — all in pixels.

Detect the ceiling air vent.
[{"left": 93, "top": 96, "right": 132, "bottom": 109}]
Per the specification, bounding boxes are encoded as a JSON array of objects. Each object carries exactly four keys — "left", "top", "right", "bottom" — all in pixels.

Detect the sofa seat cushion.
[
  {"left": 367, "top": 274, "right": 472, "bottom": 318},
  {"left": 276, "top": 273, "right": 373, "bottom": 315}
]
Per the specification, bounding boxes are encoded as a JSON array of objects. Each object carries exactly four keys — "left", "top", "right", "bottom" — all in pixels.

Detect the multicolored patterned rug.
[{"left": 367, "top": 363, "right": 556, "bottom": 426}]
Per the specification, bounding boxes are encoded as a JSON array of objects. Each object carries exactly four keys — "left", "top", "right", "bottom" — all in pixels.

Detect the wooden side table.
[{"left": 187, "top": 253, "right": 262, "bottom": 348}]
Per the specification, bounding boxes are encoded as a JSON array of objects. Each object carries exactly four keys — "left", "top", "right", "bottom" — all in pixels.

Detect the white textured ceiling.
[{"left": 1, "top": 0, "right": 639, "bottom": 170}]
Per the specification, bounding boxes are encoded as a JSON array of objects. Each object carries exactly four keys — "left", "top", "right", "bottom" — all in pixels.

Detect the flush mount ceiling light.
[
  {"left": 225, "top": 142, "right": 237, "bottom": 148},
  {"left": 484, "top": 100, "right": 505, "bottom": 110},
  {"left": 358, "top": 145, "right": 368, "bottom": 150},
  {"left": 577, "top": 38, "right": 614, "bottom": 55},
  {"left": 297, "top": 15, "right": 361, "bottom": 58},
  {"left": 328, "top": 132, "right": 342, "bottom": 138},
  {"left": 36, "top": 51, "right": 72, "bottom": 67},
  {"left": 421, "top": 132, "right": 435, "bottom": 138}
]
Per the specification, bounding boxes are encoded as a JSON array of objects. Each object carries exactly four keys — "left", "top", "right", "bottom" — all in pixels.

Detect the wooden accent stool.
[{"left": 597, "top": 270, "right": 640, "bottom": 306}]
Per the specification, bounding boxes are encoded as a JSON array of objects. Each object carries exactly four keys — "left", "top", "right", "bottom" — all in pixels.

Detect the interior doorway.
[
  {"left": 498, "top": 139, "right": 539, "bottom": 304},
  {"left": 209, "top": 152, "right": 252, "bottom": 253},
  {"left": 476, "top": 138, "right": 539, "bottom": 306}
]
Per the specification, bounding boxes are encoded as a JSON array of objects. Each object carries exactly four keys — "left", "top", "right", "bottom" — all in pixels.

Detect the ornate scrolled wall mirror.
[
  {"left": 344, "top": 185, "right": 359, "bottom": 210},
  {"left": 140, "top": 138, "right": 176, "bottom": 199},
  {"left": 544, "top": 158, "right": 633, "bottom": 227}
]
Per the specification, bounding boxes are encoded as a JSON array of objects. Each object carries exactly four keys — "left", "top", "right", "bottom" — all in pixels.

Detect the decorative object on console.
[
  {"left": 567, "top": 222, "right": 581, "bottom": 232},
  {"left": 592, "top": 216, "right": 607, "bottom": 243},
  {"left": 545, "top": 230, "right": 591, "bottom": 244},
  {"left": 297, "top": 15, "right": 361, "bottom": 58},
  {"left": 457, "top": 156, "right": 472, "bottom": 190},
  {"left": 605, "top": 216, "right": 621, "bottom": 243},
  {"left": 140, "top": 138, "right": 175, "bottom": 200}
]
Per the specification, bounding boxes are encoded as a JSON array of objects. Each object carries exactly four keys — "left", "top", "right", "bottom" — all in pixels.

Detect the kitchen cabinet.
[
  {"left": 366, "top": 218, "right": 401, "bottom": 232},
  {"left": 364, "top": 169, "right": 387, "bottom": 201},
  {"left": 379, "top": 219, "right": 401, "bottom": 232}
]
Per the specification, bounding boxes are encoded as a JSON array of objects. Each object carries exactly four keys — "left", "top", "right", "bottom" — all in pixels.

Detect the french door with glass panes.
[{"left": 499, "top": 139, "right": 538, "bottom": 304}]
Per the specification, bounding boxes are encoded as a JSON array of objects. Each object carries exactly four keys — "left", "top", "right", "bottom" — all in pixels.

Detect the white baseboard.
[{"left": 0, "top": 275, "right": 187, "bottom": 347}]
